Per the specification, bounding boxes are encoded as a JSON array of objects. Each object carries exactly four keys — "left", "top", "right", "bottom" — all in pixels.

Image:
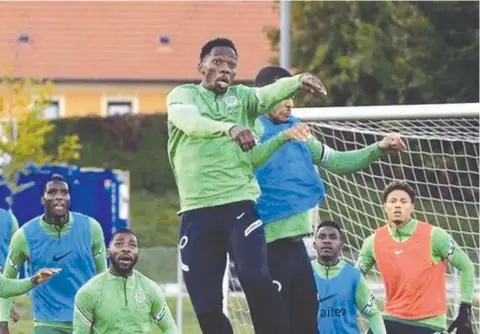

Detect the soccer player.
[
  {"left": 0, "top": 209, "right": 20, "bottom": 325},
  {"left": 357, "top": 181, "right": 475, "bottom": 334},
  {"left": 312, "top": 220, "right": 386, "bottom": 334},
  {"left": 253, "top": 65, "right": 405, "bottom": 333},
  {"left": 73, "top": 229, "right": 178, "bottom": 334},
  {"left": 0, "top": 174, "right": 108, "bottom": 334},
  {"left": 167, "top": 37, "right": 326, "bottom": 334}
]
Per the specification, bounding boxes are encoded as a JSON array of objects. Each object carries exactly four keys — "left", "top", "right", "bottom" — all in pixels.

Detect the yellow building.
[{"left": 0, "top": 2, "right": 279, "bottom": 119}]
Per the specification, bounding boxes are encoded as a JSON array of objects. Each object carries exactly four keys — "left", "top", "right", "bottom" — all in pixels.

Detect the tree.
[
  {"left": 0, "top": 72, "right": 81, "bottom": 205},
  {"left": 265, "top": 1, "right": 479, "bottom": 106}
]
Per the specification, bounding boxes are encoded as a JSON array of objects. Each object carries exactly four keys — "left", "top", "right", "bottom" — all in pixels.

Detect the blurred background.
[{"left": 0, "top": 1, "right": 478, "bottom": 333}]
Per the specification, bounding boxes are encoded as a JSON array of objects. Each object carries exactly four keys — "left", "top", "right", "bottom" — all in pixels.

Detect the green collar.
[
  {"left": 40, "top": 212, "right": 73, "bottom": 231},
  {"left": 387, "top": 218, "right": 417, "bottom": 238}
]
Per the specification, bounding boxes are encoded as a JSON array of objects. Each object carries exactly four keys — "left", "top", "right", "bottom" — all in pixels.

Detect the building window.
[
  {"left": 106, "top": 101, "right": 134, "bottom": 116},
  {"left": 42, "top": 101, "right": 60, "bottom": 120}
]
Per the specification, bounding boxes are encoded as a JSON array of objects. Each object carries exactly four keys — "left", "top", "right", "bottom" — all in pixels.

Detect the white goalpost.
[{"left": 176, "top": 102, "right": 480, "bottom": 334}]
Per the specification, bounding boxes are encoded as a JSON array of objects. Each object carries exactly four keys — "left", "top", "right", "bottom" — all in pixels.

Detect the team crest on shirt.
[
  {"left": 224, "top": 96, "right": 239, "bottom": 113},
  {"left": 135, "top": 291, "right": 146, "bottom": 304}
]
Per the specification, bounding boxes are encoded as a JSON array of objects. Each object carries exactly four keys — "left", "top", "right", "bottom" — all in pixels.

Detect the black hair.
[
  {"left": 200, "top": 38, "right": 237, "bottom": 62},
  {"left": 110, "top": 228, "right": 138, "bottom": 244},
  {"left": 255, "top": 65, "right": 292, "bottom": 87},
  {"left": 42, "top": 174, "right": 68, "bottom": 195},
  {"left": 315, "top": 220, "right": 342, "bottom": 237},
  {"left": 383, "top": 181, "right": 416, "bottom": 203}
]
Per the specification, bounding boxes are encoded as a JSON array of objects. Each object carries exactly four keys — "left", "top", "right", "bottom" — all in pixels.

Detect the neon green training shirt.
[
  {"left": 356, "top": 218, "right": 475, "bottom": 331},
  {"left": 167, "top": 75, "right": 306, "bottom": 213},
  {"left": 73, "top": 270, "right": 178, "bottom": 334}
]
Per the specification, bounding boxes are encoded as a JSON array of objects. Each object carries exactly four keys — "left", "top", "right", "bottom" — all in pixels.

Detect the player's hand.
[
  {"left": 448, "top": 303, "right": 474, "bottom": 334},
  {"left": 32, "top": 268, "right": 62, "bottom": 285},
  {"left": 300, "top": 74, "right": 327, "bottom": 96},
  {"left": 229, "top": 125, "right": 256, "bottom": 152},
  {"left": 9, "top": 305, "right": 19, "bottom": 323},
  {"left": 283, "top": 123, "right": 311, "bottom": 141},
  {"left": 378, "top": 134, "right": 406, "bottom": 153}
]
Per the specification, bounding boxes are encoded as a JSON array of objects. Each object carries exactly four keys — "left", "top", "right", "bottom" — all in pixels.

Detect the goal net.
[{"left": 177, "top": 103, "right": 480, "bottom": 334}]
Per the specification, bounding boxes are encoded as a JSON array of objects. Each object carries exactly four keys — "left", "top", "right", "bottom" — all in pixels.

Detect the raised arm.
[
  {"left": 73, "top": 288, "right": 96, "bottom": 334},
  {"left": 90, "top": 218, "right": 107, "bottom": 274},
  {"left": 355, "top": 235, "right": 376, "bottom": 275},
  {"left": 307, "top": 134, "right": 405, "bottom": 175},
  {"left": 167, "top": 86, "right": 236, "bottom": 138},
  {"left": 150, "top": 284, "right": 178, "bottom": 334},
  {"left": 308, "top": 137, "right": 382, "bottom": 174},
  {"left": 355, "top": 275, "right": 386, "bottom": 334},
  {"left": 246, "top": 75, "right": 302, "bottom": 116}
]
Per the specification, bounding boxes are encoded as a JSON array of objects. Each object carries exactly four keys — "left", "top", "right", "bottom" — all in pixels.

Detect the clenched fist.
[
  {"left": 229, "top": 125, "right": 256, "bottom": 152},
  {"left": 300, "top": 74, "right": 327, "bottom": 96},
  {"left": 283, "top": 123, "right": 312, "bottom": 142},
  {"left": 378, "top": 135, "right": 406, "bottom": 153}
]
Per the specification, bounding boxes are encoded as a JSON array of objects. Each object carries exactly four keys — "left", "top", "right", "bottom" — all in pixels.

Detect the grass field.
[{"left": 8, "top": 294, "right": 480, "bottom": 334}]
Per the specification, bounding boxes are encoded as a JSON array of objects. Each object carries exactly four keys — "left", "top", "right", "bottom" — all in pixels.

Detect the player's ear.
[
  {"left": 198, "top": 62, "right": 204, "bottom": 75},
  {"left": 40, "top": 196, "right": 45, "bottom": 206}
]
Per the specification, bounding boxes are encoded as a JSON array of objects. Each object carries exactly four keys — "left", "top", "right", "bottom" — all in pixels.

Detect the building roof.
[{"left": 0, "top": 1, "right": 280, "bottom": 82}]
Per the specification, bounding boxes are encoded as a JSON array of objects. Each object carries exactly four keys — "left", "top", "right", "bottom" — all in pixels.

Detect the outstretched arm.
[
  {"left": 307, "top": 134, "right": 405, "bottom": 175},
  {"left": 355, "top": 275, "right": 386, "bottom": 334},
  {"left": 0, "top": 275, "right": 34, "bottom": 299},
  {"left": 0, "top": 229, "right": 29, "bottom": 324},
  {"left": 167, "top": 86, "right": 236, "bottom": 138},
  {"left": 246, "top": 73, "right": 326, "bottom": 116},
  {"left": 307, "top": 136, "right": 383, "bottom": 174},
  {"left": 150, "top": 284, "right": 178, "bottom": 334}
]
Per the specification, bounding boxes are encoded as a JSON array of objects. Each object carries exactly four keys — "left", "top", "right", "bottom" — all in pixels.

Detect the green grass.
[{"left": 9, "top": 295, "right": 480, "bottom": 333}]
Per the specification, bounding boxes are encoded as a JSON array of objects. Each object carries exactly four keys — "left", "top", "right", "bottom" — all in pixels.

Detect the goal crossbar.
[{"left": 291, "top": 102, "right": 480, "bottom": 121}]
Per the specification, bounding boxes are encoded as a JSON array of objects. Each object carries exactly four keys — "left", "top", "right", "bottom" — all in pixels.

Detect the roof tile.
[{"left": 0, "top": 1, "right": 280, "bottom": 81}]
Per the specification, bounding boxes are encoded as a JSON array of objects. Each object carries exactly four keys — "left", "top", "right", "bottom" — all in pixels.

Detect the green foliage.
[
  {"left": 266, "top": 1, "right": 479, "bottom": 106},
  {"left": 0, "top": 75, "right": 81, "bottom": 202},
  {"left": 47, "top": 114, "right": 176, "bottom": 196}
]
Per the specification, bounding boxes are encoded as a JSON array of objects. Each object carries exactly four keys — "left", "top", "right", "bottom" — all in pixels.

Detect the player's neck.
[
  {"left": 43, "top": 213, "right": 68, "bottom": 228},
  {"left": 317, "top": 257, "right": 340, "bottom": 267},
  {"left": 387, "top": 218, "right": 410, "bottom": 229},
  {"left": 109, "top": 267, "right": 133, "bottom": 278}
]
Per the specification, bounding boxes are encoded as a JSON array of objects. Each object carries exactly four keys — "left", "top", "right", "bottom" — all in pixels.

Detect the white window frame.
[
  {"left": 101, "top": 96, "right": 139, "bottom": 117},
  {"left": 30, "top": 95, "right": 65, "bottom": 119}
]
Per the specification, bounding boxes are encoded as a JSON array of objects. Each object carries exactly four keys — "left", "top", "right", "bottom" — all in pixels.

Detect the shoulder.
[
  {"left": 167, "top": 84, "right": 196, "bottom": 99},
  {"left": 19, "top": 216, "right": 41, "bottom": 233},
  {"left": 344, "top": 262, "right": 361, "bottom": 275},
  {"left": 10, "top": 227, "right": 26, "bottom": 245},
  {"left": 431, "top": 225, "right": 452, "bottom": 242},
  {"left": 362, "top": 234, "right": 375, "bottom": 247},
  {"left": 78, "top": 272, "right": 107, "bottom": 295},
  {"left": 135, "top": 270, "right": 163, "bottom": 293}
]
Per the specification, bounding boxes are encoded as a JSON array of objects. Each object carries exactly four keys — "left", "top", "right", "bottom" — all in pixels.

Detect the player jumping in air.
[
  {"left": 73, "top": 229, "right": 178, "bottom": 334},
  {"left": 0, "top": 208, "right": 20, "bottom": 325},
  {"left": 0, "top": 174, "right": 108, "bottom": 334},
  {"left": 312, "top": 220, "right": 386, "bottom": 334},
  {"left": 357, "top": 181, "right": 476, "bottom": 334},
  {"left": 253, "top": 65, "right": 405, "bottom": 333},
  {"left": 166, "top": 37, "right": 326, "bottom": 334}
]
